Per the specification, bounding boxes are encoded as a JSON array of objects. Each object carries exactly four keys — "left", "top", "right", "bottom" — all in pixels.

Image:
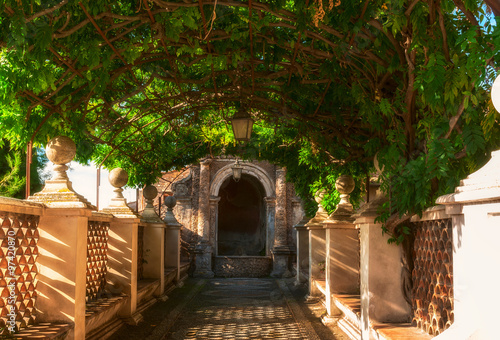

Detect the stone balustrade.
[
  {"left": 3, "top": 136, "right": 499, "bottom": 340},
  {"left": 0, "top": 136, "right": 185, "bottom": 340},
  {"left": 296, "top": 150, "right": 500, "bottom": 340}
]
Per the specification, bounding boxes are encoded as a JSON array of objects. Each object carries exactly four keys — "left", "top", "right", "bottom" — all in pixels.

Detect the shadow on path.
[{"left": 109, "top": 278, "right": 347, "bottom": 340}]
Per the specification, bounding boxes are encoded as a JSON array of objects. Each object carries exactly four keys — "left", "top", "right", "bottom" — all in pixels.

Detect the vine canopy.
[{"left": 1, "top": 0, "right": 500, "bottom": 220}]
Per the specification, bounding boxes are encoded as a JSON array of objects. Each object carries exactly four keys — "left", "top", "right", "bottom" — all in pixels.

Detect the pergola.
[{"left": 1, "top": 1, "right": 499, "bottom": 214}]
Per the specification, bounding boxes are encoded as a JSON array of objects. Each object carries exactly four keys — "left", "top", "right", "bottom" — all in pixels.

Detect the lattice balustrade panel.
[
  {"left": 0, "top": 212, "right": 39, "bottom": 333},
  {"left": 411, "top": 218, "right": 453, "bottom": 336},
  {"left": 137, "top": 225, "right": 144, "bottom": 281},
  {"left": 86, "top": 220, "right": 110, "bottom": 302}
]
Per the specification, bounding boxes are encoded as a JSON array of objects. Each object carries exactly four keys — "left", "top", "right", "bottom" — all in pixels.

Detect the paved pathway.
[{"left": 110, "top": 278, "right": 347, "bottom": 340}]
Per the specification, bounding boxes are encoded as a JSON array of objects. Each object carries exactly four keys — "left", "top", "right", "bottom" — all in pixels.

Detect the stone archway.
[
  {"left": 209, "top": 162, "right": 277, "bottom": 277},
  {"left": 210, "top": 162, "right": 275, "bottom": 198},
  {"left": 217, "top": 174, "right": 266, "bottom": 256}
]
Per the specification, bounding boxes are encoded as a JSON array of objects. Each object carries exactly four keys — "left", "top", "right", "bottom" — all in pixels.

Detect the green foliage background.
[
  {"left": 0, "top": 140, "right": 47, "bottom": 198},
  {"left": 0, "top": 0, "right": 499, "bottom": 223}
]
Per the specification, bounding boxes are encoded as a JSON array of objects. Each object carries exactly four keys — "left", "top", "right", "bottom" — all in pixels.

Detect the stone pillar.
[
  {"left": 264, "top": 197, "right": 276, "bottom": 255},
  {"left": 355, "top": 195, "right": 410, "bottom": 339},
  {"left": 209, "top": 196, "right": 221, "bottom": 253},
  {"left": 163, "top": 195, "right": 182, "bottom": 284},
  {"left": 271, "top": 167, "right": 292, "bottom": 277},
  {"left": 323, "top": 175, "right": 359, "bottom": 317},
  {"left": 174, "top": 196, "right": 193, "bottom": 262},
  {"left": 291, "top": 197, "right": 303, "bottom": 248},
  {"left": 28, "top": 136, "right": 93, "bottom": 340},
  {"left": 193, "top": 158, "right": 214, "bottom": 278},
  {"left": 141, "top": 186, "right": 166, "bottom": 297},
  {"left": 306, "top": 190, "right": 329, "bottom": 300},
  {"left": 294, "top": 213, "right": 310, "bottom": 285},
  {"left": 434, "top": 149, "right": 500, "bottom": 340},
  {"left": 102, "top": 168, "right": 142, "bottom": 325}
]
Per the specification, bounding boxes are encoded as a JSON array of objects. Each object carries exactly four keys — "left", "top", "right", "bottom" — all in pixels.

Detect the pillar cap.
[
  {"left": 164, "top": 195, "right": 181, "bottom": 227},
  {"left": 306, "top": 190, "right": 328, "bottom": 228},
  {"left": 45, "top": 136, "right": 76, "bottom": 165},
  {"left": 28, "top": 136, "right": 95, "bottom": 210},
  {"left": 141, "top": 185, "right": 163, "bottom": 223},
  {"left": 101, "top": 168, "right": 138, "bottom": 218},
  {"left": 437, "top": 149, "right": 500, "bottom": 205},
  {"left": 324, "top": 175, "right": 355, "bottom": 224},
  {"left": 109, "top": 168, "right": 128, "bottom": 188},
  {"left": 353, "top": 194, "right": 387, "bottom": 224}
]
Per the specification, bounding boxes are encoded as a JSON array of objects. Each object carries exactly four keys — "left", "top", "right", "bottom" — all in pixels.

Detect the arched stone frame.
[
  {"left": 209, "top": 162, "right": 276, "bottom": 256},
  {"left": 210, "top": 163, "right": 275, "bottom": 198}
]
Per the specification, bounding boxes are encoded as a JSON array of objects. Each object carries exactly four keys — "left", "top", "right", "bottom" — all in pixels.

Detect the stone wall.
[
  {"left": 159, "top": 157, "right": 303, "bottom": 277},
  {"left": 214, "top": 256, "right": 273, "bottom": 277}
]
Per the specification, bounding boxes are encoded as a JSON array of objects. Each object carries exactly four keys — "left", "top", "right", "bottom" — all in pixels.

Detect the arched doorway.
[
  {"left": 217, "top": 174, "right": 266, "bottom": 256},
  {"left": 208, "top": 161, "right": 276, "bottom": 277}
]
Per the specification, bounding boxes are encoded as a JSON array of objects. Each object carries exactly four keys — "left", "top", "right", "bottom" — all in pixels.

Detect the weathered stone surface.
[
  {"left": 214, "top": 256, "right": 272, "bottom": 277},
  {"left": 151, "top": 157, "right": 302, "bottom": 278},
  {"left": 29, "top": 136, "right": 95, "bottom": 210},
  {"left": 197, "top": 158, "right": 211, "bottom": 240},
  {"left": 109, "top": 168, "right": 128, "bottom": 188},
  {"left": 141, "top": 186, "right": 163, "bottom": 223},
  {"left": 274, "top": 167, "right": 288, "bottom": 248},
  {"left": 101, "top": 168, "right": 137, "bottom": 218},
  {"left": 45, "top": 136, "right": 76, "bottom": 165}
]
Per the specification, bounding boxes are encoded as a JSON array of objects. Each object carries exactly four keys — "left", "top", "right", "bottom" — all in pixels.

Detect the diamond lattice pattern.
[
  {"left": 86, "top": 220, "right": 110, "bottom": 302},
  {"left": 0, "top": 212, "right": 39, "bottom": 333},
  {"left": 411, "top": 219, "right": 454, "bottom": 336}
]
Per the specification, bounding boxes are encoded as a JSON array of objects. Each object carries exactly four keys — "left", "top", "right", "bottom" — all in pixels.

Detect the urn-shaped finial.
[
  {"left": 324, "top": 174, "right": 356, "bottom": 222},
  {"left": 314, "top": 190, "right": 327, "bottom": 214},
  {"left": 141, "top": 185, "right": 162, "bottom": 222},
  {"left": 108, "top": 168, "right": 128, "bottom": 200},
  {"left": 163, "top": 194, "right": 180, "bottom": 226},
  {"left": 101, "top": 168, "right": 137, "bottom": 217},
  {"left": 109, "top": 168, "right": 128, "bottom": 188},
  {"left": 29, "top": 136, "right": 95, "bottom": 209},
  {"left": 143, "top": 185, "right": 158, "bottom": 202},
  {"left": 46, "top": 136, "right": 76, "bottom": 181},
  {"left": 335, "top": 175, "right": 355, "bottom": 205}
]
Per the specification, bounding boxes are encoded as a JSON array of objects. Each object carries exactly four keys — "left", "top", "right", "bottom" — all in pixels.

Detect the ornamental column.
[
  {"left": 435, "top": 149, "right": 500, "bottom": 339},
  {"left": 140, "top": 186, "right": 166, "bottom": 297},
  {"left": 193, "top": 158, "right": 214, "bottom": 278},
  {"left": 271, "top": 167, "right": 292, "bottom": 278},
  {"left": 306, "top": 190, "right": 328, "bottom": 300},
  {"left": 29, "top": 136, "right": 94, "bottom": 340},
  {"left": 209, "top": 196, "right": 221, "bottom": 252},
  {"left": 102, "top": 168, "right": 142, "bottom": 325},
  {"left": 264, "top": 197, "right": 276, "bottom": 255},
  {"left": 294, "top": 210, "right": 311, "bottom": 285},
  {"left": 163, "top": 194, "right": 182, "bottom": 285},
  {"left": 323, "top": 175, "right": 359, "bottom": 318},
  {"left": 355, "top": 194, "right": 410, "bottom": 339}
]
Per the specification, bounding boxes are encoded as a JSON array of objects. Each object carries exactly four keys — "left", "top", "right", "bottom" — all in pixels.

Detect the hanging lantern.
[
  {"left": 232, "top": 159, "right": 243, "bottom": 182},
  {"left": 230, "top": 106, "right": 254, "bottom": 142}
]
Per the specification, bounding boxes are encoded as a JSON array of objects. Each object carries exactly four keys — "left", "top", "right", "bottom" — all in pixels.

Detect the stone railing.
[
  {"left": 299, "top": 149, "right": 500, "bottom": 340},
  {"left": 0, "top": 198, "right": 43, "bottom": 334},
  {"left": 0, "top": 136, "right": 185, "bottom": 340}
]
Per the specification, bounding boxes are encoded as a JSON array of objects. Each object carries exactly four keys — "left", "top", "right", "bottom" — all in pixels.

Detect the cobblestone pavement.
[{"left": 110, "top": 278, "right": 348, "bottom": 340}]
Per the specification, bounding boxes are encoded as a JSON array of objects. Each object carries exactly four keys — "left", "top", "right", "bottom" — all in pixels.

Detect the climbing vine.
[{"left": 0, "top": 0, "right": 499, "bottom": 225}]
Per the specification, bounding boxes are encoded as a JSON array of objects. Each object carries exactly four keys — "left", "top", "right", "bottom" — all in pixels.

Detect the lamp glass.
[
  {"left": 230, "top": 107, "right": 254, "bottom": 142},
  {"left": 232, "top": 161, "right": 243, "bottom": 182}
]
